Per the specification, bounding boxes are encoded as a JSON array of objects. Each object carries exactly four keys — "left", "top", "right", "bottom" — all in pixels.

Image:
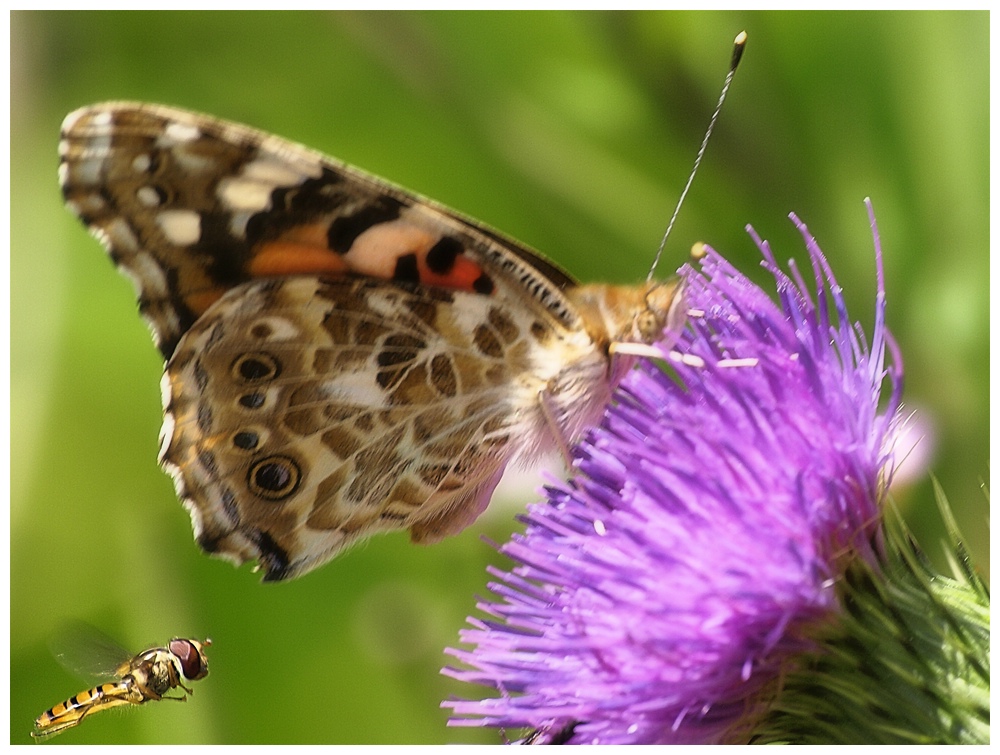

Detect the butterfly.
[{"left": 59, "top": 103, "right": 680, "bottom": 581}]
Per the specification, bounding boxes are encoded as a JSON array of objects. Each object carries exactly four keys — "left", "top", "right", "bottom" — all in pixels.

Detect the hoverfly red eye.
[{"left": 169, "top": 639, "right": 209, "bottom": 680}]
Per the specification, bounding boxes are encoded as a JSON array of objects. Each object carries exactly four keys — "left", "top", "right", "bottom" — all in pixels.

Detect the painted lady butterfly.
[{"left": 59, "top": 103, "right": 681, "bottom": 581}]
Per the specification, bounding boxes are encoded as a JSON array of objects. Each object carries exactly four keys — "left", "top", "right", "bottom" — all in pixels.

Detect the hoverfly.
[{"left": 33, "top": 625, "right": 210, "bottom": 740}]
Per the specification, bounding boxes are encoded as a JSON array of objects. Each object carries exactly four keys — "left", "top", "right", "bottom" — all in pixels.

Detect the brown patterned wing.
[
  {"left": 162, "top": 275, "right": 549, "bottom": 581},
  {"left": 58, "top": 102, "right": 583, "bottom": 360}
]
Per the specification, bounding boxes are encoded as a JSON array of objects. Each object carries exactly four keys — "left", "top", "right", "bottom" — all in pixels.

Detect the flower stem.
[{"left": 752, "top": 493, "right": 989, "bottom": 744}]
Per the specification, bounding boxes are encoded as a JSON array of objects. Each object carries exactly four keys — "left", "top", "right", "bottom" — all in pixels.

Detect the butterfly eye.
[
  {"left": 248, "top": 456, "right": 301, "bottom": 499},
  {"left": 232, "top": 353, "right": 280, "bottom": 382}
]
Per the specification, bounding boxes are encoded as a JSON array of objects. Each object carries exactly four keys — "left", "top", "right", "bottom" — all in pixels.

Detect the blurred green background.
[{"left": 10, "top": 11, "right": 988, "bottom": 745}]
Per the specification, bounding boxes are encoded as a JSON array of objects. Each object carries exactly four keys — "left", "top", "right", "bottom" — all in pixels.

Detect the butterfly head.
[
  {"left": 635, "top": 279, "right": 686, "bottom": 345},
  {"left": 568, "top": 278, "right": 685, "bottom": 369}
]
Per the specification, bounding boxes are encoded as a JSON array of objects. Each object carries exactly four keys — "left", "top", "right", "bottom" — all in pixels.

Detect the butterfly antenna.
[{"left": 647, "top": 30, "right": 747, "bottom": 282}]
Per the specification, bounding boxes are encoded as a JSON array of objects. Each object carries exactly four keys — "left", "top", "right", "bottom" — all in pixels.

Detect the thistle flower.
[{"left": 442, "top": 202, "right": 989, "bottom": 744}]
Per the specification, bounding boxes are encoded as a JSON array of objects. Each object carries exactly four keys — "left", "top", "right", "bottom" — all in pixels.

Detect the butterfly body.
[{"left": 59, "top": 103, "right": 679, "bottom": 581}]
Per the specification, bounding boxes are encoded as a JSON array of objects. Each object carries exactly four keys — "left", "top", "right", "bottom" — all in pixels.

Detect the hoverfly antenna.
[{"left": 647, "top": 30, "right": 747, "bottom": 283}]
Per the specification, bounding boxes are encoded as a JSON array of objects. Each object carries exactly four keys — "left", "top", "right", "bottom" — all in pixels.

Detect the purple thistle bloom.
[{"left": 443, "top": 202, "right": 905, "bottom": 744}]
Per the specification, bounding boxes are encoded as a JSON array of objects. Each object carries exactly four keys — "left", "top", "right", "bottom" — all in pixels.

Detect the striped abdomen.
[{"left": 33, "top": 681, "right": 137, "bottom": 739}]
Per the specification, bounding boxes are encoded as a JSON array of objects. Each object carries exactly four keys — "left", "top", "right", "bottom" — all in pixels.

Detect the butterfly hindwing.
[{"left": 163, "top": 275, "right": 533, "bottom": 580}]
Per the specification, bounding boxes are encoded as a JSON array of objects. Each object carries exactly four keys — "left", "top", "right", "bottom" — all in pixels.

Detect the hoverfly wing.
[{"left": 47, "top": 621, "right": 134, "bottom": 683}]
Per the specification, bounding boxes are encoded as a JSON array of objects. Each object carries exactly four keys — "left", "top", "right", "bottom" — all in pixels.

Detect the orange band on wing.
[
  {"left": 249, "top": 241, "right": 351, "bottom": 278},
  {"left": 421, "top": 255, "right": 486, "bottom": 292}
]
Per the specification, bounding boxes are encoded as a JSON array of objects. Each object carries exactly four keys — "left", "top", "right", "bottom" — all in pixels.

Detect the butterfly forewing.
[
  {"left": 59, "top": 103, "right": 583, "bottom": 358},
  {"left": 59, "top": 102, "right": 678, "bottom": 580}
]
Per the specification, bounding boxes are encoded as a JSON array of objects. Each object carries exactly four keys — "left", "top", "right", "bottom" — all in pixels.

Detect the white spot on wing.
[
  {"left": 70, "top": 157, "right": 105, "bottom": 187},
  {"left": 170, "top": 149, "right": 216, "bottom": 175},
  {"left": 217, "top": 176, "right": 275, "bottom": 213},
  {"left": 323, "top": 372, "right": 387, "bottom": 408},
  {"left": 217, "top": 155, "right": 316, "bottom": 212},
  {"left": 104, "top": 218, "right": 140, "bottom": 253},
  {"left": 156, "top": 210, "right": 201, "bottom": 246},
  {"left": 136, "top": 186, "right": 161, "bottom": 207},
  {"left": 124, "top": 251, "right": 170, "bottom": 298},
  {"left": 158, "top": 121, "right": 201, "bottom": 147},
  {"left": 242, "top": 156, "right": 312, "bottom": 187},
  {"left": 158, "top": 373, "right": 176, "bottom": 462}
]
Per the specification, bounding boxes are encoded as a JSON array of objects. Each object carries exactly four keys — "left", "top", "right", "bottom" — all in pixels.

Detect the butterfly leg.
[{"left": 537, "top": 389, "right": 574, "bottom": 468}]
